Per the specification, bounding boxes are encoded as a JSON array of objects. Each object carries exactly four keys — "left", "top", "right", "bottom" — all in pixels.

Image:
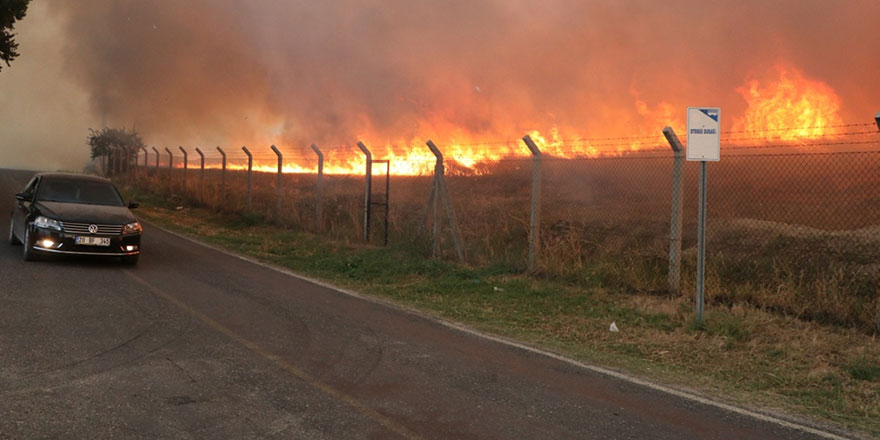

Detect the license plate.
[{"left": 75, "top": 236, "right": 111, "bottom": 247}]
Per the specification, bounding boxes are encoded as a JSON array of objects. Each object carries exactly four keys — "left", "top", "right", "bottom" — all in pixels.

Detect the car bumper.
[{"left": 30, "top": 227, "right": 141, "bottom": 256}]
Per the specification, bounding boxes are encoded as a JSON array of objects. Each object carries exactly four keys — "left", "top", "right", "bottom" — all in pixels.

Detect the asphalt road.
[{"left": 0, "top": 169, "right": 851, "bottom": 439}]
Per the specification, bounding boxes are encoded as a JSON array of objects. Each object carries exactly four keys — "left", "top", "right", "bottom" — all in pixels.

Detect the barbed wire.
[
  {"left": 722, "top": 130, "right": 880, "bottom": 143},
  {"left": 720, "top": 121, "right": 876, "bottom": 135},
  {"left": 715, "top": 149, "right": 880, "bottom": 159},
  {"left": 143, "top": 142, "right": 880, "bottom": 167},
  {"left": 724, "top": 139, "right": 880, "bottom": 150},
  {"left": 136, "top": 119, "right": 879, "bottom": 162}
]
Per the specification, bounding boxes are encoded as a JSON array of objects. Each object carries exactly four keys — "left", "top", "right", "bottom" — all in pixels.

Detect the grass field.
[{"left": 125, "top": 147, "right": 880, "bottom": 332}]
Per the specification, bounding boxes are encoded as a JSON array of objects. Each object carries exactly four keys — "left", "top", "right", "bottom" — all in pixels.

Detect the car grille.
[{"left": 62, "top": 222, "right": 124, "bottom": 235}]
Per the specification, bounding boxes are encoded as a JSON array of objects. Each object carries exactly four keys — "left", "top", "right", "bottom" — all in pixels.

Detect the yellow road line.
[{"left": 124, "top": 270, "right": 420, "bottom": 440}]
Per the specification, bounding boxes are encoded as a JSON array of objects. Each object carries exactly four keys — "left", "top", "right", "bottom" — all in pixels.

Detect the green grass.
[
  {"left": 124, "top": 185, "right": 880, "bottom": 438},
  {"left": 847, "top": 357, "right": 880, "bottom": 382}
]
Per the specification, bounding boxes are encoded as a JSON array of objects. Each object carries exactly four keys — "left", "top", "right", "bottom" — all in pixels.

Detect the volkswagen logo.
[{"left": 88, "top": 224, "right": 98, "bottom": 234}]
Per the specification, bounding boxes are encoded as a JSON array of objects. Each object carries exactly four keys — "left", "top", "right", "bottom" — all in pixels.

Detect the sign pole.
[
  {"left": 686, "top": 106, "right": 720, "bottom": 325},
  {"left": 696, "top": 160, "right": 707, "bottom": 324}
]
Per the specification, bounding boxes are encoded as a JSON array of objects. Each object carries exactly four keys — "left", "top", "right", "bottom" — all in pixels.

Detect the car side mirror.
[{"left": 128, "top": 202, "right": 140, "bottom": 209}]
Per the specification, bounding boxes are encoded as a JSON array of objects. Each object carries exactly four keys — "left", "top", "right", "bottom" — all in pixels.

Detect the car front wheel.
[
  {"left": 22, "top": 226, "right": 39, "bottom": 261},
  {"left": 8, "top": 218, "right": 19, "bottom": 245},
  {"left": 122, "top": 254, "right": 139, "bottom": 266}
]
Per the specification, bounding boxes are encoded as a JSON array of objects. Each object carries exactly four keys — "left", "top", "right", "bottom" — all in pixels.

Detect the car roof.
[{"left": 36, "top": 173, "right": 112, "bottom": 184}]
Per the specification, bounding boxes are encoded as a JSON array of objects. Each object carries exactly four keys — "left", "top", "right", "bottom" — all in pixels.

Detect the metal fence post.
[
  {"left": 356, "top": 141, "right": 373, "bottom": 242},
  {"left": 271, "top": 145, "right": 283, "bottom": 223},
  {"left": 696, "top": 160, "right": 708, "bottom": 325},
  {"left": 141, "top": 147, "right": 148, "bottom": 168},
  {"left": 875, "top": 111, "right": 880, "bottom": 130},
  {"left": 164, "top": 147, "right": 174, "bottom": 192},
  {"left": 217, "top": 146, "right": 226, "bottom": 203},
  {"left": 242, "top": 146, "right": 253, "bottom": 210},
  {"left": 311, "top": 144, "right": 324, "bottom": 232},
  {"left": 522, "top": 135, "right": 542, "bottom": 272},
  {"left": 195, "top": 147, "right": 205, "bottom": 205},
  {"left": 663, "top": 127, "right": 685, "bottom": 294},
  {"left": 178, "top": 146, "right": 188, "bottom": 195}
]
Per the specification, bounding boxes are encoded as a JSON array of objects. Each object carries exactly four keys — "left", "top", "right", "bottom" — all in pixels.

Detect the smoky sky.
[{"left": 47, "top": 0, "right": 880, "bottom": 151}]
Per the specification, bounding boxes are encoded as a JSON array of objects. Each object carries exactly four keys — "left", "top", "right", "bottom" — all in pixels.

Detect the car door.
[{"left": 12, "top": 176, "right": 39, "bottom": 241}]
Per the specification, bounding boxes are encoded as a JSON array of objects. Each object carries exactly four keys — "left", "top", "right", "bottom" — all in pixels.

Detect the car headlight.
[
  {"left": 123, "top": 221, "right": 142, "bottom": 235},
  {"left": 34, "top": 216, "right": 62, "bottom": 231}
]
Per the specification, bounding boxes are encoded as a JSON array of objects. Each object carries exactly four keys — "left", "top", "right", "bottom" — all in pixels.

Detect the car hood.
[{"left": 35, "top": 201, "right": 136, "bottom": 225}]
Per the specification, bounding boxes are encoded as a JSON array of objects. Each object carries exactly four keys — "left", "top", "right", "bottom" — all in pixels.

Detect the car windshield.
[{"left": 36, "top": 179, "right": 125, "bottom": 206}]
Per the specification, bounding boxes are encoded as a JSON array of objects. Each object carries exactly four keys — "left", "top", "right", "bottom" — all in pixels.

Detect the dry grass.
[{"left": 122, "top": 149, "right": 880, "bottom": 332}]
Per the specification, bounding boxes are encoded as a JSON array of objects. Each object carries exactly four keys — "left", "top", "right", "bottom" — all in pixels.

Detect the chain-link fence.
[{"left": 114, "top": 120, "right": 880, "bottom": 332}]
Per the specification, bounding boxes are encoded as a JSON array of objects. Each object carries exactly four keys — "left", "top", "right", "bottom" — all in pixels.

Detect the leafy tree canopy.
[
  {"left": 0, "top": 0, "right": 30, "bottom": 71},
  {"left": 87, "top": 127, "right": 146, "bottom": 159}
]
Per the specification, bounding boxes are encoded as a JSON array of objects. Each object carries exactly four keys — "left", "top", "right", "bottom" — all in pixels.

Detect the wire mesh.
[{"left": 122, "top": 129, "right": 880, "bottom": 331}]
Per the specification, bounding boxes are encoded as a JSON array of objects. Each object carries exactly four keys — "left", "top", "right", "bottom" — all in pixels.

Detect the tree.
[
  {"left": 87, "top": 127, "right": 145, "bottom": 158},
  {"left": 0, "top": 0, "right": 30, "bottom": 72},
  {"left": 87, "top": 127, "right": 146, "bottom": 175}
]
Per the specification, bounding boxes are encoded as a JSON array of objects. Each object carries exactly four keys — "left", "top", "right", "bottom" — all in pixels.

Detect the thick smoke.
[{"left": 48, "top": 0, "right": 880, "bottom": 153}]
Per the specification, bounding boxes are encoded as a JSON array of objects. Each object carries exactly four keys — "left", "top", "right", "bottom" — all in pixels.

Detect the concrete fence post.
[
  {"left": 139, "top": 147, "right": 148, "bottom": 184},
  {"left": 178, "top": 146, "right": 188, "bottom": 195},
  {"left": 164, "top": 147, "right": 174, "bottom": 193},
  {"left": 422, "top": 141, "right": 444, "bottom": 257},
  {"left": 119, "top": 146, "right": 125, "bottom": 175},
  {"left": 424, "top": 140, "right": 465, "bottom": 263},
  {"left": 242, "top": 146, "right": 253, "bottom": 210},
  {"left": 151, "top": 147, "right": 160, "bottom": 172},
  {"left": 122, "top": 146, "right": 131, "bottom": 176},
  {"left": 311, "top": 144, "right": 324, "bottom": 232},
  {"left": 522, "top": 135, "right": 543, "bottom": 273},
  {"left": 113, "top": 146, "right": 121, "bottom": 175},
  {"left": 126, "top": 146, "right": 134, "bottom": 175},
  {"left": 663, "top": 127, "right": 685, "bottom": 294},
  {"left": 127, "top": 146, "right": 135, "bottom": 174},
  {"left": 216, "top": 146, "right": 226, "bottom": 203},
  {"left": 356, "top": 141, "right": 373, "bottom": 242},
  {"left": 271, "top": 145, "right": 283, "bottom": 223},
  {"left": 195, "top": 147, "right": 205, "bottom": 205}
]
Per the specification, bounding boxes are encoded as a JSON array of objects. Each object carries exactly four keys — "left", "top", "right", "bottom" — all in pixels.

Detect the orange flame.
[
  {"left": 171, "top": 64, "right": 848, "bottom": 176},
  {"left": 733, "top": 65, "right": 843, "bottom": 141}
]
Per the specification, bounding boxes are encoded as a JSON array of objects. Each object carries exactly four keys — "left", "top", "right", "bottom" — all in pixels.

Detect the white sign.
[{"left": 687, "top": 107, "right": 721, "bottom": 161}]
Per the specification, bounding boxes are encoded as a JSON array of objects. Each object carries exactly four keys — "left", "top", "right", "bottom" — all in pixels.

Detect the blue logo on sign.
[{"left": 699, "top": 109, "right": 719, "bottom": 122}]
